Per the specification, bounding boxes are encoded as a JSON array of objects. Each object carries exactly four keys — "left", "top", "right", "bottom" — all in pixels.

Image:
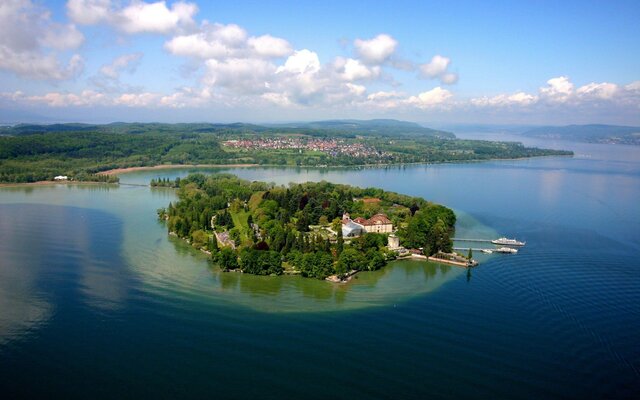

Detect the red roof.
[{"left": 361, "top": 214, "right": 392, "bottom": 226}]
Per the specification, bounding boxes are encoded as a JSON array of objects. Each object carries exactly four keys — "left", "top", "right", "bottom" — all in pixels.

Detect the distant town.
[{"left": 222, "top": 137, "right": 393, "bottom": 160}]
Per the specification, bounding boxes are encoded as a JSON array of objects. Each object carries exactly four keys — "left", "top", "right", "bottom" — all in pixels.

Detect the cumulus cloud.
[
  {"left": 0, "top": 0, "right": 84, "bottom": 79},
  {"left": 204, "top": 58, "right": 276, "bottom": 94},
  {"left": 247, "top": 35, "right": 292, "bottom": 58},
  {"left": 467, "top": 76, "right": 640, "bottom": 120},
  {"left": 67, "top": 0, "right": 198, "bottom": 34},
  {"left": 114, "top": 92, "right": 159, "bottom": 106},
  {"left": 66, "top": 0, "right": 110, "bottom": 25},
  {"left": 539, "top": 76, "right": 574, "bottom": 102},
  {"left": 99, "top": 53, "right": 143, "bottom": 79},
  {"left": 354, "top": 34, "right": 397, "bottom": 64},
  {"left": 406, "top": 87, "right": 453, "bottom": 108},
  {"left": 471, "top": 92, "right": 538, "bottom": 107},
  {"left": 277, "top": 49, "right": 320, "bottom": 74},
  {"left": 334, "top": 57, "right": 380, "bottom": 81},
  {"left": 419, "top": 55, "right": 458, "bottom": 84},
  {"left": 12, "top": 90, "right": 106, "bottom": 107},
  {"left": 576, "top": 82, "right": 618, "bottom": 100},
  {"left": 165, "top": 22, "right": 292, "bottom": 61}
]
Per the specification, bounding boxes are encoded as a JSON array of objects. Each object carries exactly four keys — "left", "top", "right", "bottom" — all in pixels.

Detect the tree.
[
  {"left": 427, "top": 218, "right": 452, "bottom": 255},
  {"left": 209, "top": 235, "right": 219, "bottom": 255},
  {"left": 217, "top": 247, "right": 238, "bottom": 271},
  {"left": 467, "top": 248, "right": 473, "bottom": 260},
  {"left": 366, "top": 249, "right": 386, "bottom": 271},
  {"left": 336, "top": 228, "right": 344, "bottom": 256},
  {"left": 336, "top": 248, "right": 367, "bottom": 276},
  {"left": 191, "top": 230, "right": 208, "bottom": 249}
]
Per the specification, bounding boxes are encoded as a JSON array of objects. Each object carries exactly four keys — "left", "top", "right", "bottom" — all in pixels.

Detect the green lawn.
[{"left": 230, "top": 209, "right": 252, "bottom": 246}]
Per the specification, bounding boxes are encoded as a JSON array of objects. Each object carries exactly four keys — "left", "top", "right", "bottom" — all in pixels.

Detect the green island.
[
  {"left": 157, "top": 173, "right": 459, "bottom": 281},
  {"left": 0, "top": 120, "right": 573, "bottom": 183}
]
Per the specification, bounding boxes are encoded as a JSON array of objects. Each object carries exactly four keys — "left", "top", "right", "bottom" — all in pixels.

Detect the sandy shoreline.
[{"left": 98, "top": 164, "right": 259, "bottom": 175}]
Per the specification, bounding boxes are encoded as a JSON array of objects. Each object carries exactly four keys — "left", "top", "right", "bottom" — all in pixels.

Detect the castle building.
[{"left": 341, "top": 213, "right": 393, "bottom": 237}]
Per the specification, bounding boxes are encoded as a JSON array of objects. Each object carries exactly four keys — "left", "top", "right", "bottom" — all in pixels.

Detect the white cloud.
[
  {"left": 420, "top": 55, "right": 458, "bottom": 85},
  {"left": 25, "top": 90, "right": 106, "bottom": 107},
  {"left": 471, "top": 91, "right": 538, "bottom": 107},
  {"left": 346, "top": 83, "right": 366, "bottom": 96},
  {"left": 625, "top": 81, "right": 640, "bottom": 92},
  {"left": 114, "top": 92, "right": 159, "bottom": 107},
  {"left": 539, "top": 76, "right": 574, "bottom": 102},
  {"left": 67, "top": 0, "right": 111, "bottom": 25},
  {"left": 576, "top": 82, "right": 618, "bottom": 100},
  {"left": 41, "top": 23, "right": 84, "bottom": 50},
  {"left": 0, "top": 0, "right": 84, "bottom": 80},
  {"left": 165, "top": 23, "right": 291, "bottom": 60},
  {"left": 118, "top": 1, "right": 197, "bottom": 34},
  {"left": 335, "top": 57, "right": 380, "bottom": 81},
  {"left": 67, "top": 0, "right": 198, "bottom": 34},
  {"left": 406, "top": 87, "right": 453, "bottom": 108},
  {"left": 354, "top": 34, "right": 397, "bottom": 65},
  {"left": 261, "top": 92, "right": 294, "bottom": 107},
  {"left": 247, "top": 35, "right": 292, "bottom": 58},
  {"left": 277, "top": 49, "right": 320, "bottom": 74},
  {"left": 159, "top": 87, "right": 211, "bottom": 108},
  {"left": 204, "top": 58, "right": 275, "bottom": 94},
  {"left": 100, "top": 53, "right": 143, "bottom": 79},
  {"left": 367, "top": 91, "right": 402, "bottom": 101},
  {"left": 467, "top": 76, "right": 640, "bottom": 119},
  {"left": 165, "top": 31, "right": 229, "bottom": 58}
]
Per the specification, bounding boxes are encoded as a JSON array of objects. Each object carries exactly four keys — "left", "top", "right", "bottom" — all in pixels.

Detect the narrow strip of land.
[{"left": 98, "top": 164, "right": 259, "bottom": 175}]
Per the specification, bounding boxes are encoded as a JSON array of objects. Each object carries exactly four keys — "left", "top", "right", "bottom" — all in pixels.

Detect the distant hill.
[
  {"left": 1, "top": 119, "right": 455, "bottom": 139},
  {"left": 270, "top": 119, "right": 454, "bottom": 138},
  {"left": 522, "top": 124, "right": 640, "bottom": 145}
]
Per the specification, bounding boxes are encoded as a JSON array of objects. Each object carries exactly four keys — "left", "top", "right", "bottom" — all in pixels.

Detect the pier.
[
  {"left": 452, "top": 238, "right": 493, "bottom": 243},
  {"left": 453, "top": 247, "right": 491, "bottom": 252}
]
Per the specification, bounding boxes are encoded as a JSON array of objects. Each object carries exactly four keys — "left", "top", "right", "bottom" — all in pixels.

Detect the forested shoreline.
[{"left": 0, "top": 122, "right": 573, "bottom": 183}]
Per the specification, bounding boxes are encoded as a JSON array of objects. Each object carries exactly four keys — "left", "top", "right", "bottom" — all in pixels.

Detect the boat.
[
  {"left": 481, "top": 249, "right": 493, "bottom": 254},
  {"left": 494, "top": 247, "right": 518, "bottom": 254},
  {"left": 491, "top": 237, "right": 525, "bottom": 246}
]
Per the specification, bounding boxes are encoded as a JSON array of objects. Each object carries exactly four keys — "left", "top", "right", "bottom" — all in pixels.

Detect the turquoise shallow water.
[{"left": 1, "top": 138, "right": 639, "bottom": 398}]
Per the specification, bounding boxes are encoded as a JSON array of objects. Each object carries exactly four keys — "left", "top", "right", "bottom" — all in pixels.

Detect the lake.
[{"left": 1, "top": 136, "right": 639, "bottom": 399}]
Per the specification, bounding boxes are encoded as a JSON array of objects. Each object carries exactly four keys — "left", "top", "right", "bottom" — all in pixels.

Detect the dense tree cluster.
[
  {"left": 159, "top": 173, "right": 457, "bottom": 279},
  {"left": 0, "top": 131, "right": 234, "bottom": 183}
]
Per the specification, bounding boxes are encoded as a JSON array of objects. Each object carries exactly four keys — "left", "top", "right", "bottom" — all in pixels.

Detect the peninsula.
[
  {"left": 157, "top": 173, "right": 457, "bottom": 280},
  {"left": 0, "top": 120, "right": 573, "bottom": 184}
]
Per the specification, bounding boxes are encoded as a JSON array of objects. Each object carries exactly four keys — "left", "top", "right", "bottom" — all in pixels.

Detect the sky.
[{"left": 0, "top": 0, "right": 639, "bottom": 126}]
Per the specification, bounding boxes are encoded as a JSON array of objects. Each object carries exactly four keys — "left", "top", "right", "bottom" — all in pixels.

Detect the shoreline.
[
  {"left": 0, "top": 181, "right": 118, "bottom": 188},
  {"left": 2, "top": 153, "right": 574, "bottom": 187},
  {"left": 97, "top": 163, "right": 259, "bottom": 175},
  {"left": 97, "top": 153, "right": 573, "bottom": 176}
]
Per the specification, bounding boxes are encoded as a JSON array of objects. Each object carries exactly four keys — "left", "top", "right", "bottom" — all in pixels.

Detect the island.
[
  {"left": 0, "top": 120, "right": 573, "bottom": 184},
  {"left": 156, "top": 173, "right": 461, "bottom": 281}
]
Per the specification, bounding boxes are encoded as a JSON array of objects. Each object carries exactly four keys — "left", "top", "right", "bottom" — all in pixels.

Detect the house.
[
  {"left": 54, "top": 175, "right": 68, "bottom": 181},
  {"left": 341, "top": 212, "right": 393, "bottom": 237},
  {"left": 361, "top": 214, "right": 393, "bottom": 233}
]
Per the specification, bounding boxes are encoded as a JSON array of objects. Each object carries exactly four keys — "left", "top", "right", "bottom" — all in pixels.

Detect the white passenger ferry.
[{"left": 491, "top": 237, "right": 525, "bottom": 246}]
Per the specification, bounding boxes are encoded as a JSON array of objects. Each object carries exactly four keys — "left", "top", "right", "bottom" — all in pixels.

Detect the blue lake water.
[{"left": 1, "top": 137, "right": 639, "bottom": 398}]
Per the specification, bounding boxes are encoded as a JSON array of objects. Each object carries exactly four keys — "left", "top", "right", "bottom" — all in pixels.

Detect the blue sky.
[{"left": 0, "top": 0, "right": 638, "bottom": 125}]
